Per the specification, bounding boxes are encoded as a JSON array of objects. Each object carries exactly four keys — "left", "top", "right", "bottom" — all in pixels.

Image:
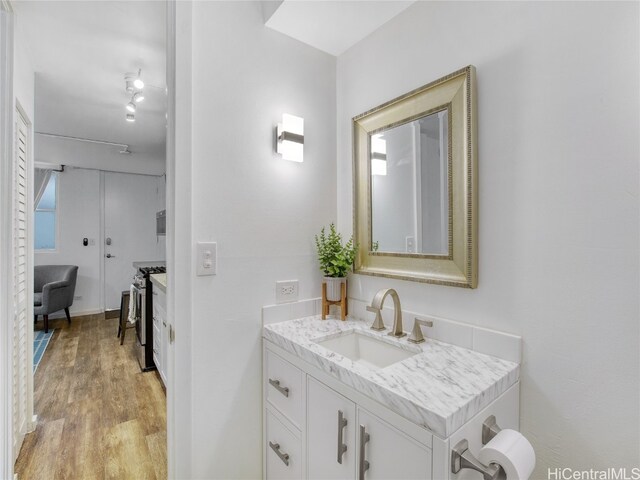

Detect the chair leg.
[
  {"left": 44, "top": 315, "right": 49, "bottom": 334},
  {"left": 64, "top": 307, "right": 72, "bottom": 324},
  {"left": 120, "top": 318, "right": 126, "bottom": 345}
]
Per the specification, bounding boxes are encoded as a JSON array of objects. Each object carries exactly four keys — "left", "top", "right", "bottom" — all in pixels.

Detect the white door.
[
  {"left": 12, "top": 109, "right": 29, "bottom": 461},
  {"left": 103, "top": 172, "right": 160, "bottom": 310},
  {"left": 356, "top": 408, "right": 431, "bottom": 480},
  {"left": 308, "top": 378, "right": 356, "bottom": 480}
]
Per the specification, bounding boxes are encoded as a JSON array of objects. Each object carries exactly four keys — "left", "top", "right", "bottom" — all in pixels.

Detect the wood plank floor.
[{"left": 16, "top": 313, "right": 167, "bottom": 480}]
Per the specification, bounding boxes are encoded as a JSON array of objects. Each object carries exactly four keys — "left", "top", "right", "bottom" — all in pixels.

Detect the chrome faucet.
[{"left": 366, "top": 288, "right": 406, "bottom": 338}]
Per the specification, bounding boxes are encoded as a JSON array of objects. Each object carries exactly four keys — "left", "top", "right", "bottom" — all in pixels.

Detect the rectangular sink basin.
[{"left": 315, "top": 331, "right": 417, "bottom": 369}]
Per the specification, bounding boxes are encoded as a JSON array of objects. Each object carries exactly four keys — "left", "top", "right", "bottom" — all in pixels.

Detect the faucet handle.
[{"left": 407, "top": 316, "right": 434, "bottom": 344}]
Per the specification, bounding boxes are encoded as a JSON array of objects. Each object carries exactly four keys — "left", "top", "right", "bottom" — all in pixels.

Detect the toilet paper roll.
[{"left": 477, "top": 429, "right": 536, "bottom": 480}]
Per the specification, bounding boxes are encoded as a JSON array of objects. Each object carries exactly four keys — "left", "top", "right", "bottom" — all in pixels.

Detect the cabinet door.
[
  {"left": 158, "top": 312, "right": 166, "bottom": 384},
  {"left": 308, "top": 378, "right": 356, "bottom": 480},
  {"left": 152, "top": 312, "right": 161, "bottom": 373},
  {"left": 357, "top": 408, "right": 431, "bottom": 480}
]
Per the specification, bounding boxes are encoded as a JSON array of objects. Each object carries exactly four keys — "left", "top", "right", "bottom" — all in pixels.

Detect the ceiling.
[
  {"left": 264, "top": 1, "right": 416, "bottom": 56},
  {"left": 13, "top": 1, "right": 166, "bottom": 169}
]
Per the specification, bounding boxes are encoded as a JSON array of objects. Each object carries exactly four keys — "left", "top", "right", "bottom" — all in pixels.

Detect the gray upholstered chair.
[{"left": 34, "top": 265, "right": 78, "bottom": 333}]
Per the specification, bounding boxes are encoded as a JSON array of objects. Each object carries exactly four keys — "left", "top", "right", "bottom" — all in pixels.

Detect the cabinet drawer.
[
  {"left": 266, "top": 409, "right": 302, "bottom": 480},
  {"left": 266, "top": 350, "right": 303, "bottom": 429}
]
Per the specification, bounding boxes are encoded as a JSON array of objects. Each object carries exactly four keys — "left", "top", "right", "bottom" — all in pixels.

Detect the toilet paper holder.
[{"left": 451, "top": 415, "right": 504, "bottom": 480}]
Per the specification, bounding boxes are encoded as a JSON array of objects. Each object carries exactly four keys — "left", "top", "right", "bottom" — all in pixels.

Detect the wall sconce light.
[
  {"left": 371, "top": 134, "right": 387, "bottom": 176},
  {"left": 276, "top": 113, "right": 304, "bottom": 162}
]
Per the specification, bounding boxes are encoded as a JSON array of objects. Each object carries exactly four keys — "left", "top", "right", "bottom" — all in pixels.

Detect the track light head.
[
  {"left": 126, "top": 113, "right": 135, "bottom": 122},
  {"left": 133, "top": 92, "right": 144, "bottom": 103},
  {"left": 126, "top": 101, "right": 136, "bottom": 113},
  {"left": 124, "top": 69, "right": 144, "bottom": 93}
]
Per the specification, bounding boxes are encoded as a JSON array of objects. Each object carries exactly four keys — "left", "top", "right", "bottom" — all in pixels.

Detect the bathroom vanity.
[{"left": 262, "top": 314, "right": 521, "bottom": 480}]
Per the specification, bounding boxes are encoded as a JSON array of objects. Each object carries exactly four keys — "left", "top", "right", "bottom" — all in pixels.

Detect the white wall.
[
  {"left": 35, "top": 135, "right": 166, "bottom": 176},
  {"left": 372, "top": 125, "right": 415, "bottom": 252},
  {"left": 337, "top": 1, "right": 639, "bottom": 475},
  {"left": 13, "top": 6, "right": 33, "bottom": 123},
  {"left": 35, "top": 168, "right": 101, "bottom": 315},
  {"left": 35, "top": 168, "right": 166, "bottom": 315},
  {"left": 184, "top": 2, "right": 336, "bottom": 477}
]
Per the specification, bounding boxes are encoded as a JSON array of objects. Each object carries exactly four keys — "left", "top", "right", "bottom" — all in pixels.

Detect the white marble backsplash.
[
  {"left": 263, "top": 297, "right": 521, "bottom": 363},
  {"left": 263, "top": 316, "right": 520, "bottom": 438}
]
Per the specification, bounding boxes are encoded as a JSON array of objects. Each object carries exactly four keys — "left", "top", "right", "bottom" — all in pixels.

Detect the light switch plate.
[{"left": 196, "top": 241, "right": 217, "bottom": 276}]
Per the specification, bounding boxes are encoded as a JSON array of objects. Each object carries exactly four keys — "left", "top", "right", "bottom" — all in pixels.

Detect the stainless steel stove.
[{"left": 132, "top": 265, "right": 166, "bottom": 371}]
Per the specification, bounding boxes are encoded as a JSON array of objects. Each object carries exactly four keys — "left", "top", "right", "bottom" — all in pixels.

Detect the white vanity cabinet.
[
  {"left": 152, "top": 286, "right": 167, "bottom": 386},
  {"left": 264, "top": 344, "right": 434, "bottom": 480},
  {"left": 263, "top": 316, "right": 522, "bottom": 480}
]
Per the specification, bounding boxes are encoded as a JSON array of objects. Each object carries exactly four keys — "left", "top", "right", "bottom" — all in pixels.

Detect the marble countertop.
[
  {"left": 263, "top": 316, "right": 519, "bottom": 438},
  {"left": 150, "top": 273, "right": 167, "bottom": 292}
]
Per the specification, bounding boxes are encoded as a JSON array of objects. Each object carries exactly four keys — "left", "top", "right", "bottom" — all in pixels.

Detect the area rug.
[{"left": 33, "top": 329, "right": 54, "bottom": 373}]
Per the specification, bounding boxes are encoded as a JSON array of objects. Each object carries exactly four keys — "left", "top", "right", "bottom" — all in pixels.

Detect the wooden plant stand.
[{"left": 322, "top": 281, "right": 348, "bottom": 320}]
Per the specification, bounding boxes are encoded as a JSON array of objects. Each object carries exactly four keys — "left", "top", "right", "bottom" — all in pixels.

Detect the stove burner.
[{"left": 139, "top": 266, "right": 166, "bottom": 276}]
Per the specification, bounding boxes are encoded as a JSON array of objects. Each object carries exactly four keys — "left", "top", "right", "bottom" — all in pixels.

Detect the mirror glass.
[{"left": 370, "top": 109, "right": 449, "bottom": 255}]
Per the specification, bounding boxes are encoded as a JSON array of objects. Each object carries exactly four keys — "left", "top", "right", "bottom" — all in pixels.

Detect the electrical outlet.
[
  {"left": 74, "top": 295, "right": 82, "bottom": 301},
  {"left": 276, "top": 280, "right": 299, "bottom": 304},
  {"left": 406, "top": 236, "right": 415, "bottom": 253}
]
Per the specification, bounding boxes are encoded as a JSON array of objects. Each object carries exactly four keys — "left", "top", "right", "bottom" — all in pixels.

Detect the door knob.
[{"left": 105, "top": 253, "right": 116, "bottom": 258}]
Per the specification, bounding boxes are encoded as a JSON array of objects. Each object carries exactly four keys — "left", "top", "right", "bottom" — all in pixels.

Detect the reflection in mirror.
[{"left": 370, "top": 109, "right": 449, "bottom": 255}]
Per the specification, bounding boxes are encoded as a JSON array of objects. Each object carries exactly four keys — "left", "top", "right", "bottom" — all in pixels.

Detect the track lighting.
[
  {"left": 124, "top": 69, "right": 145, "bottom": 122},
  {"left": 124, "top": 69, "right": 144, "bottom": 93}
]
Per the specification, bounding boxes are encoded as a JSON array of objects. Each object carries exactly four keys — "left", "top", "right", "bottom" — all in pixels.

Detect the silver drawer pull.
[
  {"left": 358, "top": 425, "right": 370, "bottom": 480},
  {"left": 337, "top": 410, "right": 348, "bottom": 464},
  {"left": 269, "top": 378, "right": 289, "bottom": 397},
  {"left": 269, "top": 441, "right": 290, "bottom": 466}
]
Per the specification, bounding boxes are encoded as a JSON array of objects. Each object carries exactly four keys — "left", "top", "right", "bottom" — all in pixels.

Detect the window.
[{"left": 35, "top": 172, "right": 57, "bottom": 250}]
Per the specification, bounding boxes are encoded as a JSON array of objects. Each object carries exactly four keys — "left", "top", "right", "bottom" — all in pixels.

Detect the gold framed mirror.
[{"left": 353, "top": 66, "right": 477, "bottom": 288}]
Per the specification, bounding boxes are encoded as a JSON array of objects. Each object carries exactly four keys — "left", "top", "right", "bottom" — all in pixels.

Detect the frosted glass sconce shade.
[{"left": 276, "top": 113, "right": 304, "bottom": 162}]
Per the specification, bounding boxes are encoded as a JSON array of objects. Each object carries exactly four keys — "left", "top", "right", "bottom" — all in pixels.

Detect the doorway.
[
  {"left": 104, "top": 172, "right": 165, "bottom": 311},
  {"left": 5, "top": 1, "right": 173, "bottom": 478}
]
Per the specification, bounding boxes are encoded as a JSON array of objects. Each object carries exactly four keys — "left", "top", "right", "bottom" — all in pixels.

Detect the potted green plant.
[{"left": 314, "top": 224, "right": 358, "bottom": 301}]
